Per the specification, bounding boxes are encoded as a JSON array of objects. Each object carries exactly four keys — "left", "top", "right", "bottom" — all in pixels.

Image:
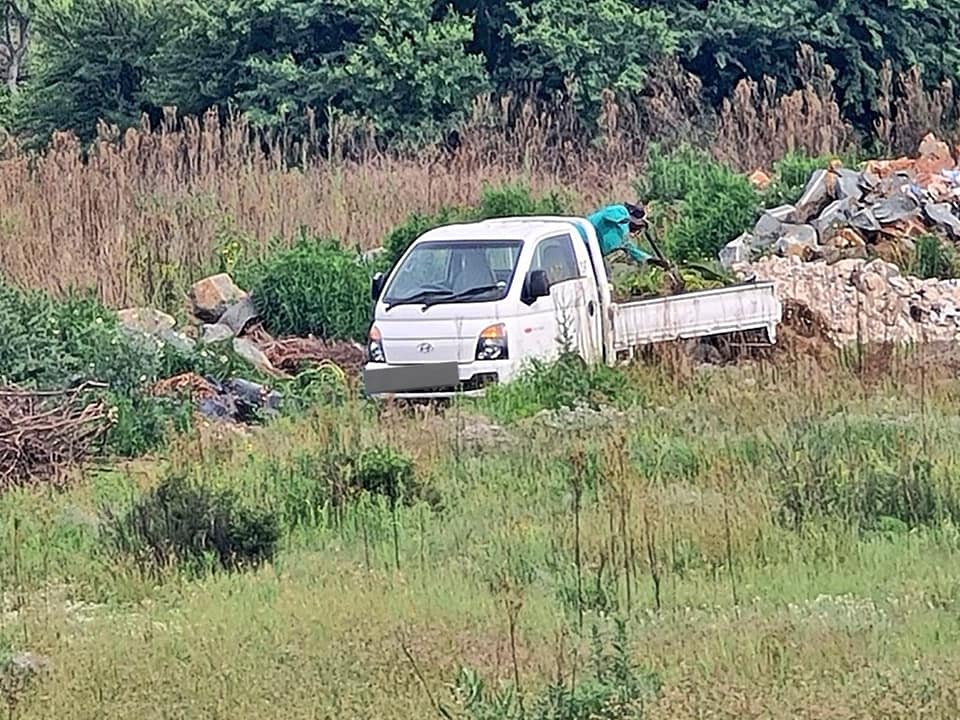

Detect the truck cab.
[{"left": 364, "top": 217, "right": 609, "bottom": 398}]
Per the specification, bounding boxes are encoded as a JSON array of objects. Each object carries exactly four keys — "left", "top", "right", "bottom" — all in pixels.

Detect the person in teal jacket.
[{"left": 577, "top": 202, "right": 668, "bottom": 267}]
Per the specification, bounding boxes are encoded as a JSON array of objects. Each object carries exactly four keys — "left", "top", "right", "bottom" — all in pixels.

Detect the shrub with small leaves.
[
  {"left": 635, "top": 144, "right": 759, "bottom": 262},
  {"left": 761, "top": 151, "right": 832, "bottom": 206},
  {"left": 482, "top": 353, "right": 637, "bottom": 423},
  {"left": 101, "top": 472, "right": 280, "bottom": 575},
  {"left": 244, "top": 235, "right": 373, "bottom": 341}
]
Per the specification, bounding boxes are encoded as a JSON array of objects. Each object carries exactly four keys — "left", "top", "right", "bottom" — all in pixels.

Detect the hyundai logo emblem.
[{"left": 417, "top": 342, "right": 434, "bottom": 353}]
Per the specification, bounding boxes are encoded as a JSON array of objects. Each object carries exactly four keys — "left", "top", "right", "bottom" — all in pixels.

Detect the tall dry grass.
[{"left": 0, "top": 51, "right": 956, "bottom": 309}]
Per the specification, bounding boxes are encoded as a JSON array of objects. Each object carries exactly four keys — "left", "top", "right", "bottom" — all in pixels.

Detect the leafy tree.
[
  {"left": 16, "top": 0, "right": 164, "bottom": 143},
  {"left": 0, "top": 0, "right": 31, "bottom": 93},
  {"left": 504, "top": 0, "right": 676, "bottom": 111},
  {"left": 660, "top": 0, "right": 960, "bottom": 127},
  {"left": 150, "top": 0, "right": 490, "bottom": 142}
]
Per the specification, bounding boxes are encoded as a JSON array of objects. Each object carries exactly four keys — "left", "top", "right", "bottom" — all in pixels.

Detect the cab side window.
[{"left": 531, "top": 234, "right": 579, "bottom": 286}]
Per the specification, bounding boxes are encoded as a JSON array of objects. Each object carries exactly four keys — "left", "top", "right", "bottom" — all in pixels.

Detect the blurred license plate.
[{"left": 363, "top": 362, "right": 459, "bottom": 394}]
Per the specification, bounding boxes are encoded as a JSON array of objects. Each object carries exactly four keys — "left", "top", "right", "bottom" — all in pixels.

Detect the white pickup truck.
[{"left": 363, "top": 215, "right": 782, "bottom": 398}]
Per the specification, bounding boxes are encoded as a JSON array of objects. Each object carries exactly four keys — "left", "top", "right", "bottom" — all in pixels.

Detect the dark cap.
[{"left": 624, "top": 201, "right": 646, "bottom": 231}]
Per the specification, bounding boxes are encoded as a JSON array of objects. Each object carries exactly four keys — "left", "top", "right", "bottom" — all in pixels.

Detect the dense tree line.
[{"left": 2, "top": 0, "right": 959, "bottom": 147}]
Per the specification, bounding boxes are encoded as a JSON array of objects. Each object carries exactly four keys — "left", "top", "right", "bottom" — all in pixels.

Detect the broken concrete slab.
[
  {"left": 719, "top": 233, "right": 753, "bottom": 269},
  {"left": 859, "top": 171, "right": 881, "bottom": 193},
  {"left": 925, "top": 202, "right": 960, "bottom": 239},
  {"left": 754, "top": 212, "right": 785, "bottom": 244},
  {"left": 794, "top": 169, "right": 831, "bottom": 223},
  {"left": 219, "top": 296, "right": 259, "bottom": 335},
  {"left": 767, "top": 204, "right": 797, "bottom": 222},
  {"left": 774, "top": 223, "right": 819, "bottom": 259},
  {"left": 871, "top": 193, "right": 919, "bottom": 224},
  {"left": 189, "top": 274, "right": 248, "bottom": 324},
  {"left": 831, "top": 168, "right": 863, "bottom": 201},
  {"left": 849, "top": 208, "right": 881, "bottom": 234},
  {"left": 814, "top": 197, "right": 858, "bottom": 234}
]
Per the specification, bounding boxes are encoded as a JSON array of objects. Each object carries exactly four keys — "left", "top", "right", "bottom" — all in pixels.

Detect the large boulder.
[{"left": 189, "top": 274, "right": 247, "bottom": 324}]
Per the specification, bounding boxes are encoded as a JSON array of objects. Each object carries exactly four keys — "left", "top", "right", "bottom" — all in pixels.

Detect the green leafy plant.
[
  {"left": 243, "top": 234, "right": 373, "bottom": 341},
  {"left": 481, "top": 353, "right": 633, "bottom": 423},
  {"left": 761, "top": 152, "right": 832, "bottom": 206},
  {"left": 910, "top": 234, "right": 959, "bottom": 280},
  {"left": 635, "top": 144, "right": 759, "bottom": 263},
  {"left": 450, "top": 619, "right": 661, "bottom": 719},
  {"left": 101, "top": 471, "right": 280, "bottom": 576}
]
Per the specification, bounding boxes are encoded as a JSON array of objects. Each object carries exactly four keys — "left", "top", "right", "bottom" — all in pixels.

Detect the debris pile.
[
  {"left": 722, "top": 134, "right": 960, "bottom": 270},
  {"left": 0, "top": 385, "right": 113, "bottom": 487},
  {"left": 117, "top": 272, "right": 365, "bottom": 424},
  {"left": 738, "top": 255, "right": 960, "bottom": 345},
  {"left": 723, "top": 134, "right": 960, "bottom": 347}
]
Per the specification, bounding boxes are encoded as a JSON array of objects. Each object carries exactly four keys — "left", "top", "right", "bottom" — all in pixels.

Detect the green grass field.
[{"left": 3, "top": 357, "right": 960, "bottom": 719}]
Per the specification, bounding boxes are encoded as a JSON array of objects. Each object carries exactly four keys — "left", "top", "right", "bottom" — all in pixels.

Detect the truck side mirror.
[
  {"left": 525, "top": 269, "right": 550, "bottom": 301},
  {"left": 371, "top": 272, "right": 385, "bottom": 301}
]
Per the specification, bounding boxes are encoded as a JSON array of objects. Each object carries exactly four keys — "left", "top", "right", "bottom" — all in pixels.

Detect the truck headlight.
[
  {"left": 368, "top": 325, "right": 385, "bottom": 363},
  {"left": 476, "top": 323, "right": 508, "bottom": 360}
]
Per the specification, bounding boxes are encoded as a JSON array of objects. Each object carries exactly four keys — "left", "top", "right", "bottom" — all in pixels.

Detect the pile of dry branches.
[
  {"left": 0, "top": 384, "right": 113, "bottom": 489},
  {"left": 244, "top": 323, "right": 365, "bottom": 375}
]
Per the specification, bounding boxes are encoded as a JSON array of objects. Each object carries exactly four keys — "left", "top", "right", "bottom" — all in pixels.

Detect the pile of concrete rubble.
[
  {"left": 723, "top": 134, "right": 960, "bottom": 346},
  {"left": 737, "top": 255, "right": 960, "bottom": 345}
]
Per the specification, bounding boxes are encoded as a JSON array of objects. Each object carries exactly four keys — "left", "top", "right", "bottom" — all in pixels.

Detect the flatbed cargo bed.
[{"left": 608, "top": 280, "right": 781, "bottom": 355}]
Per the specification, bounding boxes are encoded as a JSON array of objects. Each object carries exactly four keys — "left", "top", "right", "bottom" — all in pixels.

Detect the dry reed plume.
[{"left": 0, "top": 51, "right": 956, "bottom": 309}]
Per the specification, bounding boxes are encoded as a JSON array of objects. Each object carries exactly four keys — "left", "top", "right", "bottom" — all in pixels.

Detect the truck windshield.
[{"left": 383, "top": 239, "right": 523, "bottom": 308}]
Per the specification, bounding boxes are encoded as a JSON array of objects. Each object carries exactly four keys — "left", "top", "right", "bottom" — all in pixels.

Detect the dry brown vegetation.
[{"left": 0, "top": 51, "right": 958, "bottom": 310}]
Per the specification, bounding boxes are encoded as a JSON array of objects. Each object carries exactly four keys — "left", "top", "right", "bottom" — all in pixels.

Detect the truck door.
[{"left": 527, "top": 232, "right": 602, "bottom": 362}]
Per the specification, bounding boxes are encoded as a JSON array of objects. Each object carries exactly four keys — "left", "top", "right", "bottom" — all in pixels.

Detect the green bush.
[
  {"left": 761, "top": 151, "right": 832, "bottom": 206},
  {"left": 0, "top": 280, "right": 200, "bottom": 456},
  {"left": 451, "top": 620, "right": 661, "bottom": 720},
  {"left": 244, "top": 235, "right": 373, "bottom": 341},
  {"left": 286, "top": 444, "right": 429, "bottom": 523},
  {"left": 382, "top": 181, "right": 571, "bottom": 268},
  {"left": 101, "top": 472, "right": 280, "bottom": 576},
  {"left": 634, "top": 144, "right": 759, "bottom": 263},
  {"left": 910, "top": 234, "right": 960, "bottom": 280},
  {"left": 104, "top": 392, "right": 193, "bottom": 458},
  {"left": 481, "top": 353, "right": 636, "bottom": 423},
  {"left": 769, "top": 415, "right": 960, "bottom": 530}
]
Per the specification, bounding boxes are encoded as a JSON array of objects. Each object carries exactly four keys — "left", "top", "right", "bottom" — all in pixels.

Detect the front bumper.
[{"left": 362, "top": 360, "right": 506, "bottom": 399}]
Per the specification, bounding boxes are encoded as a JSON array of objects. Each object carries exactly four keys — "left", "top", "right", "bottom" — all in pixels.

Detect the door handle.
[{"left": 587, "top": 300, "right": 595, "bottom": 316}]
